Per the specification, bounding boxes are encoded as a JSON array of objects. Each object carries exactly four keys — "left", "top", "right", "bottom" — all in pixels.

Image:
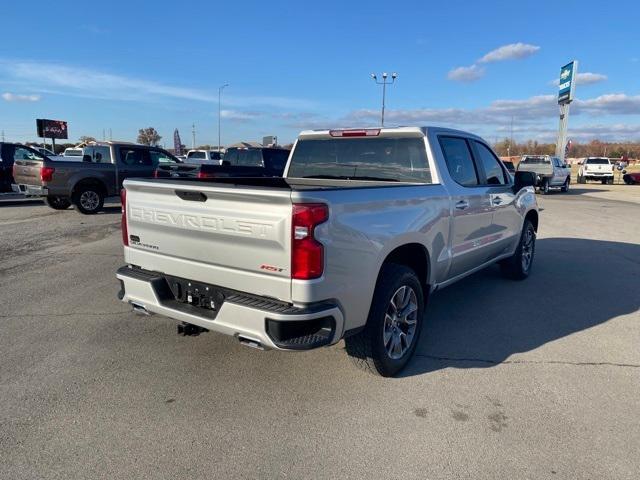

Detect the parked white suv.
[{"left": 578, "top": 157, "right": 614, "bottom": 184}]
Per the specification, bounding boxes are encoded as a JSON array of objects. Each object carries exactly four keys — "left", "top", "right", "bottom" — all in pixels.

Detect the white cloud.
[
  {"left": 220, "top": 110, "right": 263, "bottom": 122},
  {"left": 551, "top": 72, "right": 608, "bottom": 86},
  {"left": 574, "top": 93, "right": 640, "bottom": 115},
  {"left": 0, "top": 60, "right": 313, "bottom": 109},
  {"left": 447, "top": 64, "right": 485, "bottom": 82},
  {"left": 478, "top": 43, "right": 540, "bottom": 63},
  {"left": 2, "top": 92, "right": 41, "bottom": 102}
]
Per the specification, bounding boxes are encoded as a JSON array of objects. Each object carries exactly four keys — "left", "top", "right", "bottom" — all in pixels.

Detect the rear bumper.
[
  {"left": 12, "top": 184, "right": 48, "bottom": 196},
  {"left": 116, "top": 266, "right": 344, "bottom": 351}
]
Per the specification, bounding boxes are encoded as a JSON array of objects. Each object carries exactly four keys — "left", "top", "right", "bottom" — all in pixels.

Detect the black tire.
[
  {"left": 73, "top": 184, "right": 105, "bottom": 214},
  {"left": 500, "top": 220, "right": 536, "bottom": 280},
  {"left": 601, "top": 178, "right": 607, "bottom": 185},
  {"left": 541, "top": 179, "right": 550, "bottom": 195},
  {"left": 623, "top": 175, "right": 634, "bottom": 185},
  {"left": 345, "top": 264, "right": 425, "bottom": 377},
  {"left": 607, "top": 178, "right": 614, "bottom": 185},
  {"left": 577, "top": 175, "right": 585, "bottom": 184},
  {"left": 44, "top": 195, "right": 71, "bottom": 210},
  {"left": 560, "top": 176, "right": 570, "bottom": 193}
]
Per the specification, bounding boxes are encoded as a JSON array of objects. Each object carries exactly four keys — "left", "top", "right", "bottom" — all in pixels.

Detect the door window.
[
  {"left": 439, "top": 137, "right": 478, "bottom": 186},
  {"left": 473, "top": 141, "right": 508, "bottom": 185},
  {"left": 120, "top": 148, "right": 151, "bottom": 166},
  {"left": 14, "top": 146, "right": 44, "bottom": 162},
  {"left": 150, "top": 150, "right": 178, "bottom": 165}
]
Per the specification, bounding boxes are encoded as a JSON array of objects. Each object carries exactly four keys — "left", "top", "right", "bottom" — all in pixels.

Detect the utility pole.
[
  {"left": 370, "top": 72, "right": 398, "bottom": 127},
  {"left": 192, "top": 123, "right": 196, "bottom": 149},
  {"left": 218, "top": 83, "right": 229, "bottom": 153},
  {"left": 108, "top": 128, "right": 112, "bottom": 141},
  {"left": 1, "top": 130, "right": 4, "bottom": 142}
]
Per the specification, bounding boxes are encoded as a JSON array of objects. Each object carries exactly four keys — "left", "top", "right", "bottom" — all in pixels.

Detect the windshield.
[
  {"left": 520, "top": 156, "right": 550, "bottom": 164},
  {"left": 585, "top": 158, "right": 610, "bottom": 165},
  {"left": 187, "top": 151, "right": 206, "bottom": 159},
  {"left": 287, "top": 137, "right": 431, "bottom": 183}
]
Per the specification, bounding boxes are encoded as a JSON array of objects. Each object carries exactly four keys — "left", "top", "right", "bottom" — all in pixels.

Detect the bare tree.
[
  {"left": 78, "top": 136, "right": 97, "bottom": 144},
  {"left": 137, "top": 128, "right": 162, "bottom": 146}
]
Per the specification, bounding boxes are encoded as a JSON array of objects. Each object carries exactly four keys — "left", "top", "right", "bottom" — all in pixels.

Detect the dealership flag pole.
[{"left": 556, "top": 60, "right": 578, "bottom": 162}]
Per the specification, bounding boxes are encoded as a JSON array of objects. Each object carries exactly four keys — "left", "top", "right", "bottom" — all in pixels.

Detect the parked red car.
[{"left": 623, "top": 171, "right": 640, "bottom": 185}]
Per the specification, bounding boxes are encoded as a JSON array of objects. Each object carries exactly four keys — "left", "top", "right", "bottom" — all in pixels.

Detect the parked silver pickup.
[
  {"left": 517, "top": 155, "right": 571, "bottom": 194},
  {"left": 117, "top": 127, "right": 539, "bottom": 376}
]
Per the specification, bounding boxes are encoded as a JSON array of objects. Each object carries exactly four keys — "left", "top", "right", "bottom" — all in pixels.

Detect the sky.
[{"left": 1, "top": 0, "right": 640, "bottom": 147}]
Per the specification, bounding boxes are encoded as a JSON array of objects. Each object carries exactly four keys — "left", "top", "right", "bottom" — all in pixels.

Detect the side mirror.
[{"left": 514, "top": 171, "right": 537, "bottom": 192}]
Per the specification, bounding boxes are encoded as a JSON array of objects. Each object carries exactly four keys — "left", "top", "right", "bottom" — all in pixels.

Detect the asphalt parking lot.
[{"left": 1, "top": 185, "right": 638, "bottom": 479}]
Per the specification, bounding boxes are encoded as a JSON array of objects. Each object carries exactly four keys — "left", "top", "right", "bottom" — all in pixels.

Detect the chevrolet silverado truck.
[
  {"left": 155, "top": 146, "right": 290, "bottom": 179},
  {"left": 116, "top": 127, "right": 539, "bottom": 376},
  {"left": 12, "top": 142, "right": 180, "bottom": 213},
  {"left": 577, "top": 157, "right": 614, "bottom": 184},
  {"left": 516, "top": 155, "right": 571, "bottom": 194}
]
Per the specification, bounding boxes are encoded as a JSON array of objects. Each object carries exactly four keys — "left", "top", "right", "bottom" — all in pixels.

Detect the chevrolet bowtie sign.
[{"left": 558, "top": 60, "right": 578, "bottom": 105}]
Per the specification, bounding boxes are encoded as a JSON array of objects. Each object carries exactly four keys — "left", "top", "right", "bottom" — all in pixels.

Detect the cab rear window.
[{"left": 287, "top": 137, "right": 431, "bottom": 183}]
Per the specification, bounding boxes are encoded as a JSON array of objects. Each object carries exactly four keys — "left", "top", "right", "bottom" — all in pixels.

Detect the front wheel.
[
  {"left": 73, "top": 185, "right": 105, "bottom": 214},
  {"left": 345, "top": 264, "right": 425, "bottom": 377},
  {"left": 560, "top": 177, "right": 570, "bottom": 193},
  {"left": 44, "top": 195, "right": 71, "bottom": 210},
  {"left": 500, "top": 220, "right": 536, "bottom": 280},
  {"left": 607, "top": 178, "right": 614, "bottom": 185}
]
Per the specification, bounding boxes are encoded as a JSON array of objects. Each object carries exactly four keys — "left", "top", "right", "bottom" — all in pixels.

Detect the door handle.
[
  {"left": 493, "top": 196, "right": 503, "bottom": 205},
  {"left": 455, "top": 200, "right": 470, "bottom": 210}
]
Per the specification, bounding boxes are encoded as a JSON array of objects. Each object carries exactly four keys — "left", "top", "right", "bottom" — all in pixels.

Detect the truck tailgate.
[
  {"left": 13, "top": 159, "right": 43, "bottom": 185},
  {"left": 123, "top": 179, "right": 293, "bottom": 302}
]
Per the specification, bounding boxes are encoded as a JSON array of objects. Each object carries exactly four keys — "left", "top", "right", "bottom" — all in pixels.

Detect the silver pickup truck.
[
  {"left": 117, "top": 127, "right": 539, "bottom": 376},
  {"left": 516, "top": 155, "right": 571, "bottom": 194}
]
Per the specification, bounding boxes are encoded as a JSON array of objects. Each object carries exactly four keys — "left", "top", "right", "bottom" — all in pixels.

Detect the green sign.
[{"left": 558, "top": 60, "right": 578, "bottom": 105}]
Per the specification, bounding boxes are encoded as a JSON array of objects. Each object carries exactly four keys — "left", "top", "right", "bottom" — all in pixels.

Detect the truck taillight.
[
  {"left": 153, "top": 169, "right": 158, "bottom": 178},
  {"left": 197, "top": 171, "right": 215, "bottom": 179},
  {"left": 121, "top": 188, "right": 128, "bottom": 246},
  {"left": 291, "top": 203, "right": 328, "bottom": 280},
  {"left": 40, "top": 166, "right": 55, "bottom": 182}
]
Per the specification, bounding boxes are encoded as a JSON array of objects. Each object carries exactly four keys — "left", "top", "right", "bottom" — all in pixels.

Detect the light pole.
[
  {"left": 370, "top": 72, "right": 397, "bottom": 126},
  {"left": 218, "top": 83, "right": 229, "bottom": 153}
]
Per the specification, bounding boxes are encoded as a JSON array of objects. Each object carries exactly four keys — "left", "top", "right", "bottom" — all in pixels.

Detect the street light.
[
  {"left": 218, "top": 83, "right": 229, "bottom": 154},
  {"left": 370, "top": 72, "right": 397, "bottom": 126}
]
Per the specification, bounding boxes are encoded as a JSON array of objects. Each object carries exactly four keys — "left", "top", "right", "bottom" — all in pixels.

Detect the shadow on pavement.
[{"left": 400, "top": 238, "right": 640, "bottom": 377}]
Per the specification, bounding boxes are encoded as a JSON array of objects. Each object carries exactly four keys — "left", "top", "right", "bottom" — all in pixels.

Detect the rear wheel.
[
  {"left": 44, "top": 195, "right": 71, "bottom": 210},
  {"left": 73, "top": 184, "right": 105, "bottom": 214},
  {"left": 541, "top": 179, "right": 550, "bottom": 195},
  {"left": 500, "top": 220, "right": 536, "bottom": 280},
  {"left": 345, "top": 264, "right": 425, "bottom": 377}
]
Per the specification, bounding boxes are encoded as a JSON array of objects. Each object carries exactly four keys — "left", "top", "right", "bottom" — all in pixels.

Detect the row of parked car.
[
  {"left": 501, "top": 155, "right": 639, "bottom": 193},
  {"left": 2, "top": 141, "right": 290, "bottom": 214}
]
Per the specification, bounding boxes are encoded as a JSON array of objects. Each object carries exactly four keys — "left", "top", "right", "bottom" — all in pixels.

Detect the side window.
[
  {"left": 119, "top": 148, "right": 151, "bottom": 166},
  {"left": 473, "top": 141, "right": 508, "bottom": 185},
  {"left": 224, "top": 149, "right": 238, "bottom": 166},
  {"left": 149, "top": 150, "right": 177, "bottom": 165},
  {"left": 93, "top": 146, "right": 111, "bottom": 163},
  {"left": 238, "top": 149, "right": 263, "bottom": 167},
  {"left": 14, "top": 146, "right": 44, "bottom": 162},
  {"left": 439, "top": 136, "right": 478, "bottom": 186}
]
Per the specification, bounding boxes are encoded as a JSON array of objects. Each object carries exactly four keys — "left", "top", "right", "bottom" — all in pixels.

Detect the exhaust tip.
[
  {"left": 130, "top": 302, "right": 151, "bottom": 316},
  {"left": 238, "top": 335, "right": 265, "bottom": 350}
]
